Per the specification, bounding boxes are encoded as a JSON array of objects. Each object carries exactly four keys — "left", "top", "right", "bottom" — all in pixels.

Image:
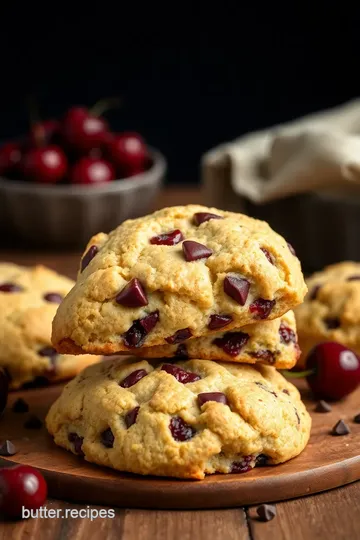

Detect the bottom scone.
[{"left": 46, "top": 358, "right": 311, "bottom": 480}]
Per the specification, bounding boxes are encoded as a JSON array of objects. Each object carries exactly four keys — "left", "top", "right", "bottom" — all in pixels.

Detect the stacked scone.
[
  {"left": 47, "top": 205, "right": 311, "bottom": 479},
  {"left": 0, "top": 263, "right": 101, "bottom": 389}
]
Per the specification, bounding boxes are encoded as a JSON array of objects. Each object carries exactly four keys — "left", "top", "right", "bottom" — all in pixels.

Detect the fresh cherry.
[
  {"left": 108, "top": 132, "right": 148, "bottom": 177},
  {"left": 0, "top": 142, "right": 23, "bottom": 176},
  {"left": 0, "top": 465, "right": 47, "bottom": 518},
  {"left": 23, "top": 145, "right": 67, "bottom": 184},
  {"left": 284, "top": 342, "right": 360, "bottom": 401},
  {"left": 70, "top": 157, "right": 115, "bottom": 185},
  {"left": 0, "top": 367, "right": 9, "bottom": 416},
  {"left": 306, "top": 342, "right": 360, "bottom": 400},
  {"left": 62, "top": 106, "right": 109, "bottom": 153}
]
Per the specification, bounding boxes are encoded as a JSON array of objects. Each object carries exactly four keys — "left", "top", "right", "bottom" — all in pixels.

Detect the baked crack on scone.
[
  {"left": 51, "top": 205, "right": 307, "bottom": 355},
  {"left": 46, "top": 357, "right": 311, "bottom": 479},
  {"left": 0, "top": 263, "right": 101, "bottom": 389},
  {"left": 295, "top": 261, "right": 360, "bottom": 366},
  {"left": 134, "top": 310, "right": 300, "bottom": 369}
]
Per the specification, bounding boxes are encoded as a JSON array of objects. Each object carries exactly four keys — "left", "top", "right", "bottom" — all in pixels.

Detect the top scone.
[
  {"left": 52, "top": 205, "right": 307, "bottom": 355},
  {"left": 295, "top": 261, "right": 360, "bottom": 363}
]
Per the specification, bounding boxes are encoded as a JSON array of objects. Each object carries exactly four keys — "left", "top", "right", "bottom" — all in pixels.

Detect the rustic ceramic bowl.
[{"left": 0, "top": 148, "right": 166, "bottom": 248}]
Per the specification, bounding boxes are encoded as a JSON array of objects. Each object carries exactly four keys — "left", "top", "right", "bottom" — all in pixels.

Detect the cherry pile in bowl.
[{"left": 0, "top": 105, "right": 151, "bottom": 185}]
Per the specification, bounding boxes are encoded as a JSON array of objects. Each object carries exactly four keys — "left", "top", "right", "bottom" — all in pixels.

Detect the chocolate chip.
[
  {"left": 169, "top": 416, "right": 196, "bottom": 441},
  {"left": 213, "top": 332, "right": 250, "bottom": 357},
  {"left": 287, "top": 242, "right": 296, "bottom": 256},
  {"left": 100, "top": 428, "right": 114, "bottom": 448},
  {"left": 279, "top": 323, "right": 296, "bottom": 344},
  {"left": 255, "top": 381, "right": 277, "bottom": 397},
  {"left": 115, "top": 278, "right": 148, "bottom": 308},
  {"left": 165, "top": 328, "right": 192, "bottom": 344},
  {"left": 12, "top": 398, "right": 29, "bottom": 413},
  {"left": 150, "top": 229, "right": 184, "bottom": 245},
  {"left": 315, "top": 400, "right": 332, "bottom": 413},
  {"left": 223, "top": 275, "right": 250, "bottom": 305},
  {"left": 324, "top": 317, "right": 341, "bottom": 330},
  {"left": 282, "top": 389, "right": 290, "bottom": 395},
  {"left": 0, "top": 282, "right": 23, "bottom": 293},
  {"left": 0, "top": 440, "right": 17, "bottom": 456},
  {"left": 193, "top": 212, "right": 223, "bottom": 225},
  {"left": 161, "top": 364, "right": 200, "bottom": 383},
  {"left": 354, "top": 413, "right": 360, "bottom": 424},
  {"left": 249, "top": 349, "right": 276, "bottom": 364},
  {"left": 123, "top": 310, "right": 159, "bottom": 348},
  {"left": 347, "top": 275, "right": 360, "bottom": 281},
  {"left": 120, "top": 369, "right": 148, "bottom": 388},
  {"left": 175, "top": 344, "right": 188, "bottom": 359},
  {"left": 256, "top": 504, "right": 277, "bottom": 522},
  {"left": 43, "top": 292, "right": 63, "bottom": 304},
  {"left": 260, "top": 247, "right": 275, "bottom": 265},
  {"left": 250, "top": 298, "right": 276, "bottom": 319},
  {"left": 24, "top": 415, "right": 43, "bottom": 430},
  {"left": 125, "top": 406, "right": 140, "bottom": 428},
  {"left": 255, "top": 454, "right": 269, "bottom": 467},
  {"left": 309, "top": 285, "right": 321, "bottom": 300},
  {"left": 208, "top": 314, "right": 233, "bottom": 330},
  {"left": 198, "top": 392, "right": 228, "bottom": 406},
  {"left": 68, "top": 432, "right": 84, "bottom": 456},
  {"left": 332, "top": 419, "right": 350, "bottom": 436},
  {"left": 81, "top": 245, "right": 98, "bottom": 272},
  {"left": 182, "top": 240, "right": 213, "bottom": 262}
]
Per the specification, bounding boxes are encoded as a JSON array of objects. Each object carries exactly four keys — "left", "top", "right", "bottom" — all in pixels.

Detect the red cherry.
[
  {"left": 108, "top": 132, "right": 148, "bottom": 177},
  {"left": 0, "top": 367, "right": 9, "bottom": 415},
  {"left": 0, "top": 142, "right": 23, "bottom": 176},
  {"left": 23, "top": 145, "right": 68, "bottom": 184},
  {"left": 70, "top": 157, "right": 115, "bottom": 185},
  {"left": 62, "top": 106, "right": 108, "bottom": 153},
  {"left": 0, "top": 465, "right": 47, "bottom": 518},
  {"left": 29, "top": 120, "right": 60, "bottom": 146},
  {"left": 306, "top": 342, "right": 360, "bottom": 400}
]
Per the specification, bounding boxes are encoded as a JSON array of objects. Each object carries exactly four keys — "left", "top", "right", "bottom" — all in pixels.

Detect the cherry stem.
[
  {"left": 90, "top": 97, "right": 122, "bottom": 117},
  {"left": 280, "top": 368, "right": 315, "bottom": 379}
]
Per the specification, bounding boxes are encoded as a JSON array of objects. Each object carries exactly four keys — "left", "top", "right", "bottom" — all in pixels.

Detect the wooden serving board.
[{"left": 1, "top": 381, "right": 360, "bottom": 509}]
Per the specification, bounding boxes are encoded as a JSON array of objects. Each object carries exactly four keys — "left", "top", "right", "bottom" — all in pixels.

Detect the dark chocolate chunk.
[
  {"left": 165, "top": 328, "right": 192, "bottom": 344},
  {"left": 24, "top": 415, "right": 43, "bottom": 430},
  {"left": 100, "top": 428, "right": 114, "bottom": 448},
  {"left": 315, "top": 400, "right": 332, "bottom": 413},
  {"left": 150, "top": 229, "right": 184, "bottom": 246},
  {"left": 193, "top": 212, "right": 223, "bottom": 225},
  {"left": 198, "top": 392, "right": 228, "bottom": 406},
  {"left": 175, "top": 344, "right": 189, "bottom": 359},
  {"left": 43, "top": 292, "right": 63, "bottom": 304},
  {"left": 81, "top": 245, "right": 98, "bottom": 272},
  {"left": 260, "top": 247, "right": 275, "bottom": 265},
  {"left": 332, "top": 419, "right": 350, "bottom": 436},
  {"left": 115, "top": 278, "right": 148, "bottom": 308},
  {"left": 256, "top": 504, "right": 277, "bottom": 522},
  {"left": 223, "top": 275, "right": 250, "bottom": 305},
  {"left": 182, "top": 241, "right": 213, "bottom": 262},
  {"left": 208, "top": 314, "right": 233, "bottom": 330},
  {"left": 125, "top": 406, "right": 140, "bottom": 428},
  {"left": 354, "top": 413, "right": 360, "bottom": 424},
  {"left": 324, "top": 317, "right": 341, "bottom": 330},
  {"left": 12, "top": 398, "right": 29, "bottom": 413},
  {"left": 0, "top": 440, "right": 17, "bottom": 456}
]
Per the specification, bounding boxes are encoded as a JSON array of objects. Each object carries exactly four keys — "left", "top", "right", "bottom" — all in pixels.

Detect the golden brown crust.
[
  {"left": 46, "top": 357, "right": 311, "bottom": 479},
  {"left": 52, "top": 205, "right": 307, "bottom": 355}
]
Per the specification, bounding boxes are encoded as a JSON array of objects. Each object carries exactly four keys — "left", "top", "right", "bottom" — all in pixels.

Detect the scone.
[
  {"left": 134, "top": 311, "right": 300, "bottom": 370},
  {"left": 296, "top": 261, "right": 360, "bottom": 366},
  {"left": 0, "top": 263, "right": 101, "bottom": 389},
  {"left": 46, "top": 357, "right": 311, "bottom": 479},
  {"left": 52, "top": 205, "right": 307, "bottom": 355}
]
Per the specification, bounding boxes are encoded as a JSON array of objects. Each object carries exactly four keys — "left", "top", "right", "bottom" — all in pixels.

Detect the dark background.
[{"left": 1, "top": 6, "right": 359, "bottom": 184}]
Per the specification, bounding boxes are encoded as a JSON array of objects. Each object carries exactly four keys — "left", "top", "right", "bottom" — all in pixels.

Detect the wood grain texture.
[
  {"left": 248, "top": 481, "right": 360, "bottom": 540},
  {"left": 1, "top": 378, "right": 360, "bottom": 509}
]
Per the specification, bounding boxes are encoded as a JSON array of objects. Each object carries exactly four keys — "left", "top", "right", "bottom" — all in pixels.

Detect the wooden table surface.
[{"left": 0, "top": 187, "right": 359, "bottom": 540}]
